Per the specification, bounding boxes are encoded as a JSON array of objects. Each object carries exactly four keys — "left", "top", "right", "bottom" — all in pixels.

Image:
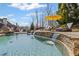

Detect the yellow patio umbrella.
[{"left": 45, "top": 15, "right": 62, "bottom": 21}]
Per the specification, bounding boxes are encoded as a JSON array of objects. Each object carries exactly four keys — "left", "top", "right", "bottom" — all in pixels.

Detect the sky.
[{"left": 0, "top": 3, "right": 58, "bottom": 27}]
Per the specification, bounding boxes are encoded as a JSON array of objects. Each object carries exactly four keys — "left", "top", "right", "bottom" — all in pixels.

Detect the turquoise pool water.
[{"left": 0, "top": 34, "right": 64, "bottom": 56}]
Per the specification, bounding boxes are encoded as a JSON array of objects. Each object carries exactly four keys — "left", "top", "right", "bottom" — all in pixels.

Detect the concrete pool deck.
[
  {"left": 35, "top": 31, "right": 79, "bottom": 38},
  {"left": 55, "top": 32, "right": 79, "bottom": 39}
]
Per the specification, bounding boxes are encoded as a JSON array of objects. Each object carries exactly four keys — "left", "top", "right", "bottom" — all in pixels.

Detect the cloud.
[
  {"left": 0, "top": 16, "right": 7, "bottom": 18},
  {"left": 25, "top": 13, "right": 36, "bottom": 17},
  {"left": 20, "top": 12, "right": 43, "bottom": 20},
  {"left": 9, "top": 18, "right": 30, "bottom": 26},
  {"left": 7, "top": 14, "right": 14, "bottom": 17},
  {"left": 8, "top": 18, "right": 17, "bottom": 24},
  {"left": 9, "top": 3, "right": 47, "bottom": 10},
  {"left": 0, "top": 14, "right": 14, "bottom": 18},
  {"left": 19, "top": 22, "right": 30, "bottom": 26},
  {"left": 25, "top": 12, "right": 43, "bottom": 17},
  {"left": 0, "top": 14, "right": 16, "bottom": 25}
]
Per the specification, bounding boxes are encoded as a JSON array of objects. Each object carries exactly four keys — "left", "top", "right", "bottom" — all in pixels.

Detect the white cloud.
[
  {"left": 0, "top": 16, "right": 7, "bottom": 18},
  {"left": 21, "top": 17, "right": 27, "bottom": 19},
  {"left": 0, "top": 14, "right": 14, "bottom": 18},
  {"left": 7, "top": 14, "right": 14, "bottom": 17},
  {"left": 8, "top": 18, "right": 17, "bottom": 25},
  {"left": 9, "top": 18, "right": 30, "bottom": 26},
  {"left": 0, "top": 15, "right": 16, "bottom": 25},
  {"left": 19, "top": 22, "right": 30, "bottom": 26},
  {"left": 9, "top": 3, "right": 47, "bottom": 10},
  {"left": 20, "top": 12, "right": 43, "bottom": 20},
  {"left": 25, "top": 13, "right": 36, "bottom": 17},
  {"left": 25, "top": 12, "right": 43, "bottom": 17}
]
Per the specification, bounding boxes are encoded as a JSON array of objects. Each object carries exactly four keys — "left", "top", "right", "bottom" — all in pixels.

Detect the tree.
[
  {"left": 30, "top": 22, "right": 34, "bottom": 30},
  {"left": 71, "top": 3, "right": 79, "bottom": 24},
  {"left": 57, "top": 3, "right": 79, "bottom": 25},
  {"left": 57, "top": 3, "right": 69, "bottom": 25},
  {"left": 35, "top": 10, "right": 39, "bottom": 29},
  {"left": 45, "top": 3, "right": 53, "bottom": 27},
  {"left": 46, "top": 3, "right": 52, "bottom": 16}
]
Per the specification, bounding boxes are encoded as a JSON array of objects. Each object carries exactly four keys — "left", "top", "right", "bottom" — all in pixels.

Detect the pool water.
[{"left": 0, "top": 34, "right": 65, "bottom": 56}]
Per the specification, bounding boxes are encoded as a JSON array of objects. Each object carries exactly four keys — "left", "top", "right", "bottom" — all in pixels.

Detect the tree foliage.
[
  {"left": 57, "top": 3, "right": 79, "bottom": 25},
  {"left": 30, "top": 22, "right": 34, "bottom": 30},
  {"left": 57, "top": 3, "right": 69, "bottom": 25}
]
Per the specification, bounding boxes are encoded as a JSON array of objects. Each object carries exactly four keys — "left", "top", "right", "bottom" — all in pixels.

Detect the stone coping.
[{"left": 57, "top": 40, "right": 74, "bottom": 56}]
